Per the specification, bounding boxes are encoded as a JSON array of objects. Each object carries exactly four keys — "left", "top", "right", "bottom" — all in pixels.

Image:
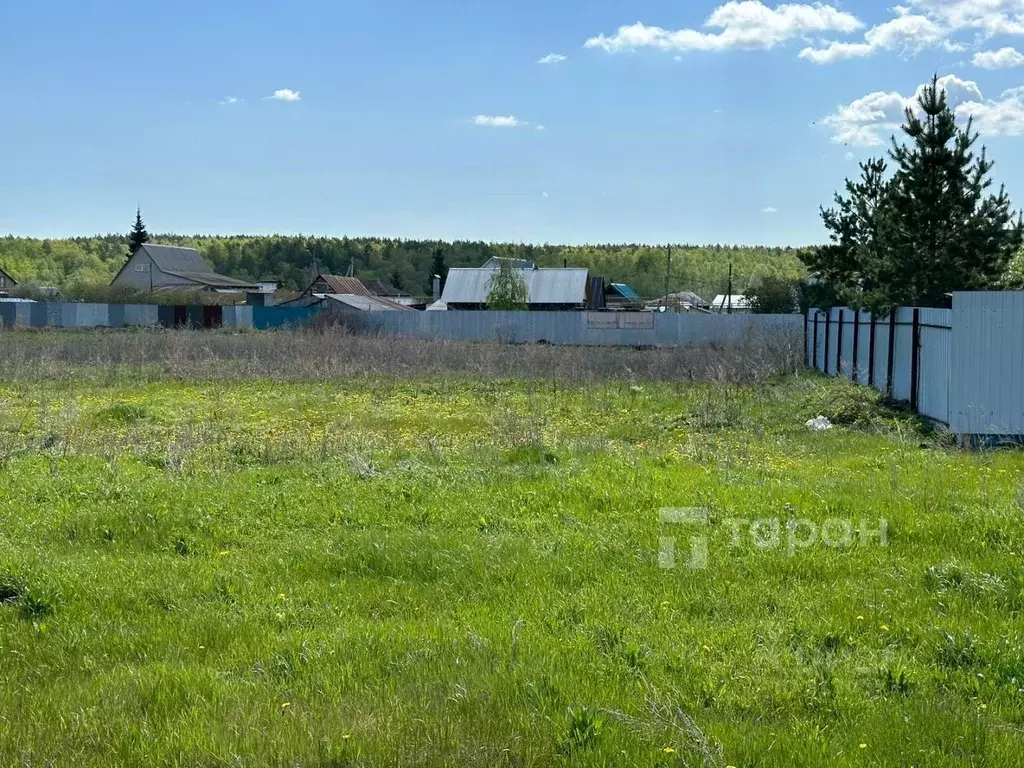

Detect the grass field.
[{"left": 0, "top": 333, "right": 1022, "bottom": 766}]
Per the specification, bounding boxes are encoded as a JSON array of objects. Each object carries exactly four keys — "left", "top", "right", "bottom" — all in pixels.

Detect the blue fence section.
[
  {"left": 0, "top": 301, "right": 325, "bottom": 330},
  {"left": 251, "top": 305, "right": 326, "bottom": 329}
]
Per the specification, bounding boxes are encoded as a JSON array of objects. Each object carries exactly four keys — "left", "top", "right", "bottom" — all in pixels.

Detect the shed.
[{"left": 319, "top": 293, "right": 414, "bottom": 312}]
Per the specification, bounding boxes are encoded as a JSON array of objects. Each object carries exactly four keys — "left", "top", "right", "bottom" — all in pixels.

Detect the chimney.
[{"left": 432, "top": 275, "right": 441, "bottom": 302}]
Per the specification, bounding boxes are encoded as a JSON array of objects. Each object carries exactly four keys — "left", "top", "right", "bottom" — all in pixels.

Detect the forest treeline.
[{"left": 0, "top": 234, "right": 808, "bottom": 299}]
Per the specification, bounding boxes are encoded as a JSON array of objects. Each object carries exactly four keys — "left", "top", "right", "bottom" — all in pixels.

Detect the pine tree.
[
  {"left": 127, "top": 208, "right": 150, "bottom": 259},
  {"left": 806, "top": 74, "right": 1022, "bottom": 311}
]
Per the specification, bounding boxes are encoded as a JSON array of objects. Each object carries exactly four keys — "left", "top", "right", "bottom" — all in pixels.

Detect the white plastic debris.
[{"left": 805, "top": 416, "right": 834, "bottom": 431}]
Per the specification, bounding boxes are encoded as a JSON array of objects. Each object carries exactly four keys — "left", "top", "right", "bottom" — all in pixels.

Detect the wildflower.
[
  {"left": 859, "top": 743, "right": 867, "bottom": 749},
  {"left": 277, "top": 593, "right": 286, "bottom": 601},
  {"left": 663, "top": 747, "right": 676, "bottom": 754},
  {"left": 342, "top": 734, "right": 352, "bottom": 740},
  {"left": 880, "top": 624, "right": 889, "bottom": 632},
  {"left": 280, "top": 702, "right": 291, "bottom": 711}
]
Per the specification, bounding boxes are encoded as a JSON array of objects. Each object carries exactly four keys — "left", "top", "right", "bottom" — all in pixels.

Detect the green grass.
[{"left": 1, "top": 374, "right": 1022, "bottom": 766}]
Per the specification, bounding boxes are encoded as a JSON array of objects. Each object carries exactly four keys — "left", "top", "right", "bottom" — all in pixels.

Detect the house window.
[{"left": 134, "top": 263, "right": 150, "bottom": 272}]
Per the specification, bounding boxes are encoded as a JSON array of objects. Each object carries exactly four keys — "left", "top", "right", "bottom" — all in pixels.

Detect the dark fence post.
[
  {"left": 813, "top": 312, "right": 820, "bottom": 371},
  {"left": 886, "top": 310, "right": 896, "bottom": 397},
  {"left": 804, "top": 311, "right": 809, "bottom": 366},
  {"left": 836, "top": 309, "right": 845, "bottom": 378},
  {"left": 824, "top": 310, "right": 832, "bottom": 376},
  {"left": 868, "top": 314, "right": 877, "bottom": 387},
  {"left": 910, "top": 307, "right": 921, "bottom": 411},
  {"left": 852, "top": 310, "right": 860, "bottom": 382}
]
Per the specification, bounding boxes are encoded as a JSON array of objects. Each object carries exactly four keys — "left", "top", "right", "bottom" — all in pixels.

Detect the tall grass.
[{"left": 0, "top": 327, "right": 804, "bottom": 384}]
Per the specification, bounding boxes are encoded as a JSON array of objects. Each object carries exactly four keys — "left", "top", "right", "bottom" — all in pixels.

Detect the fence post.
[
  {"left": 836, "top": 309, "right": 845, "bottom": 378},
  {"left": 812, "top": 312, "right": 820, "bottom": 371},
  {"left": 886, "top": 310, "right": 896, "bottom": 397},
  {"left": 804, "top": 311, "right": 809, "bottom": 366},
  {"left": 852, "top": 310, "right": 860, "bottom": 382},
  {"left": 910, "top": 307, "right": 921, "bottom": 411},
  {"left": 824, "top": 310, "right": 832, "bottom": 375},
  {"left": 868, "top": 314, "right": 877, "bottom": 387}
]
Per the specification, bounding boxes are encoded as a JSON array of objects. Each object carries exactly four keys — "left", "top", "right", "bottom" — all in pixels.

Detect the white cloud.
[
  {"left": 538, "top": 53, "right": 567, "bottom": 64},
  {"left": 542, "top": 192, "right": 550, "bottom": 198},
  {"left": 844, "top": 150, "right": 855, "bottom": 160},
  {"left": 535, "top": 124, "right": 547, "bottom": 131},
  {"left": 761, "top": 206, "right": 779, "bottom": 213},
  {"left": 820, "top": 73, "right": 1022, "bottom": 146},
  {"left": 584, "top": 2, "right": 863, "bottom": 54},
  {"left": 973, "top": 46, "right": 1024, "bottom": 67},
  {"left": 220, "top": 97, "right": 241, "bottom": 105},
  {"left": 907, "top": 0, "right": 1024, "bottom": 37},
  {"left": 267, "top": 88, "right": 301, "bottom": 102},
  {"left": 473, "top": 115, "right": 521, "bottom": 127},
  {"left": 800, "top": 13, "right": 949, "bottom": 62}
]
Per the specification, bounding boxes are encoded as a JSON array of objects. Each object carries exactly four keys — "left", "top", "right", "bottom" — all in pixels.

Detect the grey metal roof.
[
  {"left": 139, "top": 244, "right": 215, "bottom": 274},
  {"left": 161, "top": 270, "right": 258, "bottom": 289},
  {"left": 319, "top": 293, "right": 414, "bottom": 311},
  {"left": 481, "top": 257, "right": 535, "bottom": 270},
  {"left": 441, "top": 267, "right": 589, "bottom": 305}
]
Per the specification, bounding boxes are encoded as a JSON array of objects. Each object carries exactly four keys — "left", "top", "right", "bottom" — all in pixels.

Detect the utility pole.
[
  {"left": 347, "top": 255, "right": 355, "bottom": 277},
  {"left": 664, "top": 245, "right": 671, "bottom": 310},
  {"left": 727, "top": 262, "right": 733, "bottom": 315}
]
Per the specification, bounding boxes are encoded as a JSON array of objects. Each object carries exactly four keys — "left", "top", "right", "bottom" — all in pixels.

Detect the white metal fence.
[{"left": 808, "top": 292, "right": 1024, "bottom": 437}]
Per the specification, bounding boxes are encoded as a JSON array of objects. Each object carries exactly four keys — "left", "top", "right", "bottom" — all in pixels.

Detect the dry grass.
[{"left": 0, "top": 326, "right": 804, "bottom": 384}]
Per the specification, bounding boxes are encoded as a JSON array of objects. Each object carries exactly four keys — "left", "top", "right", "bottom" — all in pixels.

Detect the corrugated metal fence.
[
  {"left": 808, "top": 292, "right": 1024, "bottom": 437},
  {"left": 807, "top": 306, "right": 952, "bottom": 422},
  {"left": 353, "top": 310, "right": 802, "bottom": 347}
]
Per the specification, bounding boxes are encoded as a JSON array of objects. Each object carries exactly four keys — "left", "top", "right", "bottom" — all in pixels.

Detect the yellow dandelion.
[
  {"left": 277, "top": 593, "right": 286, "bottom": 601},
  {"left": 859, "top": 743, "right": 867, "bottom": 749},
  {"left": 663, "top": 747, "right": 676, "bottom": 754},
  {"left": 280, "top": 702, "right": 291, "bottom": 710},
  {"left": 342, "top": 734, "right": 352, "bottom": 740},
  {"left": 880, "top": 624, "right": 890, "bottom": 632}
]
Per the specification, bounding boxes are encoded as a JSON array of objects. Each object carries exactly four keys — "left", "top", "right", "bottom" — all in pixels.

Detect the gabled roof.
[
  {"left": 161, "top": 270, "right": 258, "bottom": 289},
  {"left": 111, "top": 243, "right": 256, "bottom": 289},
  {"left": 138, "top": 244, "right": 214, "bottom": 274},
  {"left": 309, "top": 274, "right": 372, "bottom": 296},
  {"left": 362, "top": 279, "right": 410, "bottom": 297},
  {"left": 481, "top": 257, "right": 535, "bottom": 270},
  {"left": 440, "top": 267, "right": 589, "bottom": 305},
  {"left": 0, "top": 266, "right": 18, "bottom": 285}
]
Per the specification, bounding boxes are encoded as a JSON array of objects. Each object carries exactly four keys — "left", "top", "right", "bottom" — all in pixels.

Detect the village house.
[
  {"left": 0, "top": 266, "right": 17, "bottom": 296},
  {"left": 110, "top": 244, "right": 258, "bottom": 294}
]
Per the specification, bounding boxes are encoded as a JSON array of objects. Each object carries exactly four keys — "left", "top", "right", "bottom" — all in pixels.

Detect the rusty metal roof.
[{"left": 311, "top": 275, "right": 372, "bottom": 296}]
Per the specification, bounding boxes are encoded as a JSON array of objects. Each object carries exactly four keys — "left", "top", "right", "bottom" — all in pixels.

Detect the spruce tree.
[
  {"left": 806, "top": 74, "right": 1022, "bottom": 310},
  {"left": 127, "top": 208, "right": 150, "bottom": 259}
]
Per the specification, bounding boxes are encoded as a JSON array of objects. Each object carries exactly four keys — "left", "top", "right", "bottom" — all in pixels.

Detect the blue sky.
[{"left": 5, "top": 1, "right": 1024, "bottom": 245}]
